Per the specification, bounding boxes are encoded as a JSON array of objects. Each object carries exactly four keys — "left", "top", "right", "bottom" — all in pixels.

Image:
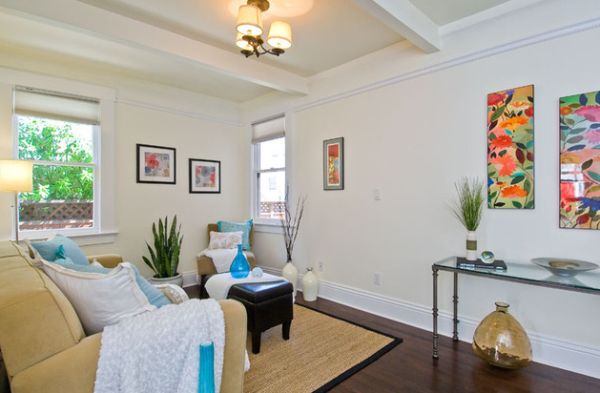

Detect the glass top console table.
[{"left": 431, "top": 257, "right": 600, "bottom": 359}]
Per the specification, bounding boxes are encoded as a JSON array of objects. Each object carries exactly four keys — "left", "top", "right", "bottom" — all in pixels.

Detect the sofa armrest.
[
  {"left": 10, "top": 334, "right": 101, "bottom": 393},
  {"left": 87, "top": 254, "right": 123, "bottom": 268},
  {"left": 219, "top": 299, "right": 247, "bottom": 393}
]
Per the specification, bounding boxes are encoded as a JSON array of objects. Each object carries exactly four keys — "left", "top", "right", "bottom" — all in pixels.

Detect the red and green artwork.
[
  {"left": 560, "top": 90, "right": 600, "bottom": 229},
  {"left": 487, "top": 85, "right": 535, "bottom": 209}
]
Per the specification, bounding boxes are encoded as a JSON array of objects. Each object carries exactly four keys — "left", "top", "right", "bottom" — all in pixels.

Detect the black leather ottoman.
[{"left": 227, "top": 280, "right": 293, "bottom": 354}]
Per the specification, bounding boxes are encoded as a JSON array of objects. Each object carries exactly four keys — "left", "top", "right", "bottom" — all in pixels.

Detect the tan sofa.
[
  {"left": 197, "top": 224, "right": 257, "bottom": 294},
  {"left": 0, "top": 241, "right": 247, "bottom": 393}
]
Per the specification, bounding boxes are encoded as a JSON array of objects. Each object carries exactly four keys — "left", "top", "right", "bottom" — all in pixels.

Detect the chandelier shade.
[
  {"left": 267, "top": 21, "right": 292, "bottom": 49},
  {"left": 234, "top": 0, "right": 294, "bottom": 58},
  {"left": 236, "top": 4, "right": 263, "bottom": 36}
]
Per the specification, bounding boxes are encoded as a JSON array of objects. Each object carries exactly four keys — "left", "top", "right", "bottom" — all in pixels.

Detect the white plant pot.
[
  {"left": 149, "top": 273, "right": 183, "bottom": 287},
  {"left": 282, "top": 261, "right": 298, "bottom": 296},
  {"left": 302, "top": 268, "right": 319, "bottom": 302},
  {"left": 466, "top": 231, "right": 478, "bottom": 261}
]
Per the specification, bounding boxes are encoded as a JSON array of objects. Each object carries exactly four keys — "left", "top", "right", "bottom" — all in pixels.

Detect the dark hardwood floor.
[{"left": 185, "top": 286, "right": 600, "bottom": 393}]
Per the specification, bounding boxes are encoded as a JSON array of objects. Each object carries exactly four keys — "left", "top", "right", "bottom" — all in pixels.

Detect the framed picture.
[
  {"left": 559, "top": 90, "right": 600, "bottom": 230},
  {"left": 487, "top": 84, "right": 535, "bottom": 209},
  {"left": 323, "top": 137, "right": 344, "bottom": 190},
  {"left": 136, "top": 144, "right": 176, "bottom": 184},
  {"left": 189, "top": 159, "right": 221, "bottom": 194}
]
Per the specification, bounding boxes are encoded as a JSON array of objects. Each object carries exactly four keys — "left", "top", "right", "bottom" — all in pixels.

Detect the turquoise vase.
[
  {"left": 230, "top": 244, "right": 250, "bottom": 278},
  {"left": 198, "top": 342, "right": 215, "bottom": 393}
]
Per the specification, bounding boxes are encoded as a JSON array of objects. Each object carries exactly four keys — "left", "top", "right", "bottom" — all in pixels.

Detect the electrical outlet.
[
  {"left": 318, "top": 261, "right": 324, "bottom": 272},
  {"left": 374, "top": 272, "right": 382, "bottom": 286},
  {"left": 373, "top": 188, "right": 381, "bottom": 201}
]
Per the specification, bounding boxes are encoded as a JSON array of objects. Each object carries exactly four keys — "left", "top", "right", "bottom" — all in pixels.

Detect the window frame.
[
  {"left": 252, "top": 135, "right": 286, "bottom": 225},
  {"left": 13, "top": 114, "right": 102, "bottom": 239}
]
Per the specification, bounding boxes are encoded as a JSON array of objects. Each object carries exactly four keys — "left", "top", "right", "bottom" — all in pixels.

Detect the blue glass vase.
[
  {"left": 230, "top": 244, "right": 250, "bottom": 278},
  {"left": 198, "top": 342, "right": 215, "bottom": 393}
]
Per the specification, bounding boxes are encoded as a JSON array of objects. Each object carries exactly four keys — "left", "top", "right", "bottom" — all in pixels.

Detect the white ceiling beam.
[
  {"left": 0, "top": 0, "right": 308, "bottom": 95},
  {"left": 352, "top": 0, "right": 441, "bottom": 53}
]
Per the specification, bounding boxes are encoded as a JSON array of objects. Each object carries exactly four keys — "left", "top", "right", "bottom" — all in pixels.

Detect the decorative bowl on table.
[{"left": 531, "top": 258, "right": 598, "bottom": 278}]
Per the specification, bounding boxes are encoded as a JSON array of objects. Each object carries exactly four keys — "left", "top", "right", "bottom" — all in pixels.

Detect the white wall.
[
  {"left": 0, "top": 67, "right": 250, "bottom": 278},
  {"left": 245, "top": 20, "right": 600, "bottom": 377}
]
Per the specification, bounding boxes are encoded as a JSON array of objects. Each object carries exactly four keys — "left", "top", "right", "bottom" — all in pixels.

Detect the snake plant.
[{"left": 142, "top": 215, "right": 183, "bottom": 278}]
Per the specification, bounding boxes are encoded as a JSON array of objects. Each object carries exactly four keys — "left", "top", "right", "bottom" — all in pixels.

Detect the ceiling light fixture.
[{"left": 235, "top": 0, "right": 292, "bottom": 58}]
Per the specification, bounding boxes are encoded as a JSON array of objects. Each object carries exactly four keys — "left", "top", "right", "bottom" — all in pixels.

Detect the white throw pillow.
[
  {"left": 41, "top": 260, "right": 155, "bottom": 334},
  {"left": 208, "top": 231, "right": 243, "bottom": 250}
]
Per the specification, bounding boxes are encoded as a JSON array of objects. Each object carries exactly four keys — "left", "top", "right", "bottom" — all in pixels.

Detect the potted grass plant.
[
  {"left": 143, "top": 215, "right": 184, "bottom": 287},
  {"left": 451, "top": 178, "right": 484, "bottom": 261}
]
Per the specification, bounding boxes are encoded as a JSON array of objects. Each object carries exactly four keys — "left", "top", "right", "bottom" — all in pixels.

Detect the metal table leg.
[
  {"left": 432, "top": 266, "right": 439, "bottom": 359},
  {"left": 453, "top": 271, "right": 459, "bottom": 341}
]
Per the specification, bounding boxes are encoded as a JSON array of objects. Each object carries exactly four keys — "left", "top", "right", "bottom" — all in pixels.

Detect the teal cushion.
[
  {"left": 51, "top": 235, "right": 89, "bottom": 265},
  {"left": 55, "top": 244, "right": 66, "bottom": 259},
  {"left": 31, "top": 235, "right": 88, "bottom": 265},
  {"left": 30, "top": 240, "right": 59, "bottom": 262},
  {"left": 51, "top": 259, "right": 171, "bottom": 308},
  {"left": 218, "top": 219, "right": 253, "bottom": 250}
]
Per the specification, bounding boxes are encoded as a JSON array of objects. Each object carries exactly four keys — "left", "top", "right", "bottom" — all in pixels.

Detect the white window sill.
[
  {"left": 254, "top": 220, "right": 284, "bottom": 234},
  {"left": 18, "top": 230, "right": 119, "bottom": 246}
]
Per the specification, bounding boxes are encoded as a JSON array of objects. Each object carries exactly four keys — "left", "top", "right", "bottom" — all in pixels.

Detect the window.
[
  {"left": 252, "top": 117, "right": 286, "bottom": 221},
  {"left": 14, "top": 87, "right": 100, "bottom": 234}
]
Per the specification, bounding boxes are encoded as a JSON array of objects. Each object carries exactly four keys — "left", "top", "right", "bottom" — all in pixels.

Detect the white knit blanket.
[
  {"left": 205, "top": 272, "right": 289, "bottom": 300},
  {"left": 94, "top": 299, "right": 225, "bottom": 393},
  {"left": 198, "top": 248, "right": 238, "bottom": 273}
]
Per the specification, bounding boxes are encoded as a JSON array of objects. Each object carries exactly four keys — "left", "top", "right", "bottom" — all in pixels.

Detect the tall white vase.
[
  {"left": 466, "top": 231, "right": 478, "bottom": 261},
  {"left": 302, "top": 268, "right": 319, "bottom": 302},
  {"left": 282, "top": 261, "right": 298, "bottom": 296}
]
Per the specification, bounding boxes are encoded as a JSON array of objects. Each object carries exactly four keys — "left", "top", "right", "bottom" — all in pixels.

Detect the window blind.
[
  {"left": 14, "top": 86, "right": 101, "bottom": 125},
  {"left": 252, "top": 116, "right": 285, "bottom": 144}
]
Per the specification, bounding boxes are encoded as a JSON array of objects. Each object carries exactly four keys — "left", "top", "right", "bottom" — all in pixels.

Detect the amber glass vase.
[{"left": 472, "top": 302, "right": 532, "bottom": 369}]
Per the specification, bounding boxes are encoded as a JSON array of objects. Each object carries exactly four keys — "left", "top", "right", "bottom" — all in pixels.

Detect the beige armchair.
[{"left": 197, "top": 224, "right": 257, "bottom": 296}]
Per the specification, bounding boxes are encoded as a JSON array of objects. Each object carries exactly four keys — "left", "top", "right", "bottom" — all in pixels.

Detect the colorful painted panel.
[
  {"left": 559, "top": 91, "right": 600, "bottom": 229},
  {"left": 323, "top": 137, "right": 344, "bottom": 190},
  {"left": 487, "top": 85, "right": 535, "bottom": 209}
]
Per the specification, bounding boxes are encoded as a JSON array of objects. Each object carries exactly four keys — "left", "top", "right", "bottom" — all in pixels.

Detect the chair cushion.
[
  {"left": 217, "top": 220, "right": 253, "bottom": 250},
  {"left": 41, "top": 260, "right": 155, "bottom": 334},
  {"left": 227, "top": 281, "right": 292, "bottom": 303},
  {"left": 30, "top": 235, "right": 88, "bottom": 265},
  {"left": 51, "top": 258, "right": 171, "bottom": 308}
]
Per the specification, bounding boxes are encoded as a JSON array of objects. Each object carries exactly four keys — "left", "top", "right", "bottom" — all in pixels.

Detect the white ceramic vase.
[
  {"left": 302, "top": 268, "right": 319, "bottom": 302},
  {"left": 282, "top": 261, "right": 298, "bottom": 296},
  {"left": 466, "top": 231, "right": 478, "bottom": 261}
]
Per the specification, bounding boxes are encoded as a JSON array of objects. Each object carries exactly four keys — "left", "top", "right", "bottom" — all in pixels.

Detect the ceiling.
[
  {"left": 0, "top": 0, "right": 523, "bottom": 102},
  {"left": 78, "top": 0, "right": 404, "bottom": 76},
  {"left": 409, "top": 0, "right": 509, "bottom": 25}
]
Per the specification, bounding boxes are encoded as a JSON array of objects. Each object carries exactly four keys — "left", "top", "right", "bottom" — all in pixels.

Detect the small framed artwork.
[
  {"left": 189, "top": 159, "right": 221, "bottom": 194},
  {"left": 323, "top": 137, "right": 344, "bottom": 190},
  {"left": 136, "top": 144, "right": 176, "bottom": 184}
]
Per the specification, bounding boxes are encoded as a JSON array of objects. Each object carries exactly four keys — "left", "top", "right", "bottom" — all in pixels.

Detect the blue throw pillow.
[
  {"left": 51, "top": 259, "right": 171, "bottom": 308},
  {"left": 30, "top": 240, "right": 59, "bottom": 262},
  {"left": 218, "top": 219, "right": 253, "bottom": 250},
  {"left": 51, "top": 235, "right": 89, "bottom": 265},
  {"left": 31, "top": 235, "right": 89, "bottom": 265}
]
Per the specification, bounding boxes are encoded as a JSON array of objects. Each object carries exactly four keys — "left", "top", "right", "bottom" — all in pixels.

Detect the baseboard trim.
[
  {"left": 259, "top": 265, "right": 600, "bottom": 378},
  {"left": 181, "top": 270, "right": 199, "bottom": 288}
]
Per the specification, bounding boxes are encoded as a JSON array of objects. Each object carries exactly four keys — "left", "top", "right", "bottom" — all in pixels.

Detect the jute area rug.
[{"left": 243, "top": 304, "right": 401, "bottom": 393}]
